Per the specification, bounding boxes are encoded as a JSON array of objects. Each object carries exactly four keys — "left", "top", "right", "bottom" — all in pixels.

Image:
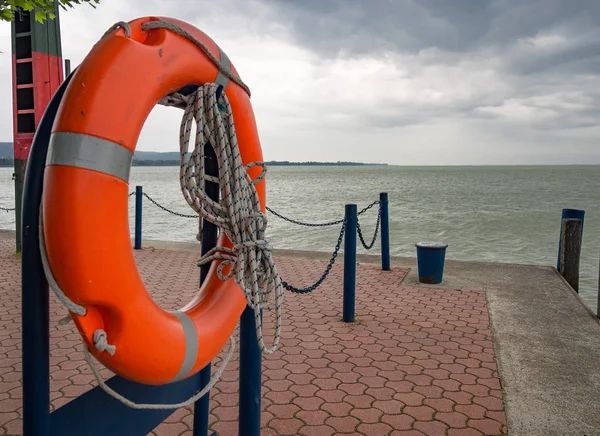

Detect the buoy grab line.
[{"left": 38, "top": 19, "right": 283, "bottom": 409}]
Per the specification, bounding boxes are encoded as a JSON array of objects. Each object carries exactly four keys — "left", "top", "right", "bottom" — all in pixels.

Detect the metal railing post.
[
  {"left": 380, "top": 192, "right": 390, "bottom": 271},
  {"left": 239, "top": 306, "right": 262, "bottom": 436},
  {"left": 343, "top": 204, "right": 357, "bottom": 322},
  {"left": 134, "top": 186, "right": 143, "bottom": 250}
]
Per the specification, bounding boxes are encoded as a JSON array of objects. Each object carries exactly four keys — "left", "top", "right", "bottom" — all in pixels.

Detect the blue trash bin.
[{"left": 415, "top": 242, "right": 448, "bottom": 284}]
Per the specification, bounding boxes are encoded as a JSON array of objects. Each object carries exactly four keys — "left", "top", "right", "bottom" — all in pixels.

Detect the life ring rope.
[
  {"left": 40, "top": 19, "right": 283, "bottom": 409},
  {"left": 103, "top": 20, "right": 252, "bottom": 98},
  {"left": 80, "top": 336, "right": 236, "bottom": 409},
  {"left": 175, "top": 83, "right": 283, "bottom": 356}
]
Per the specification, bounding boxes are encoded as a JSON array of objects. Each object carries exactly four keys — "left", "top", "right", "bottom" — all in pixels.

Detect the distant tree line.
[
  {"left": 263, "top": 161, "right": 387, "bottom": 166},
  {"left": 2, "top": 157, "right": 386, "bottom": 168},
  {"left": 132, "top": 160, "right": 180, "bottom": 166},
  {"left": 132, "top": 159, "right": 387, "bottom": 167}
]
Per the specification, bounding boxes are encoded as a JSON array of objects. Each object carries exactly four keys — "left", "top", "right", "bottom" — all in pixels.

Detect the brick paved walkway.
[{"left": 0, "top": 231, "right": 507, "bottom": 435}]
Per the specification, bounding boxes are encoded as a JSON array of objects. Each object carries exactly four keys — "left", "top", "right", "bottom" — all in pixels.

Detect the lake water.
[{"left": 1, "top": 165, "right": 598, "bottom": 312}]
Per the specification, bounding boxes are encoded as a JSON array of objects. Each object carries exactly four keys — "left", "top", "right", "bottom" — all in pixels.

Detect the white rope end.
[
  {"left": 93, "top": 329, "right": 116, "bottom": 355},
  {"left": 58, "top": 313, "right": 72, "bottom": 325}
]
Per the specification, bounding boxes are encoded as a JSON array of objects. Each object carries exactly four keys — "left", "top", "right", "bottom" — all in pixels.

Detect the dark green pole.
[{"left": 11, "top": 4, "right": 64, "bottom": 252}]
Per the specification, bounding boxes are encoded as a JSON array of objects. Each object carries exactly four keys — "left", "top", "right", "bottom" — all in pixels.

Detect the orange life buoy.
[{"left": 42, "top": 17, "right": 263, "bottom": 385}]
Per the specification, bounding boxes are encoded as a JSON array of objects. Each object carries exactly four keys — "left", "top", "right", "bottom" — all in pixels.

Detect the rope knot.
[{"left": 93, "top": 329, "right": 116, "bottom": 356}]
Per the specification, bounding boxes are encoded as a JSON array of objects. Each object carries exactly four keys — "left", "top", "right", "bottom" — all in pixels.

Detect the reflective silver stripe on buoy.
[
  {"left": 214, "top": 47, "right": 231, "bottom": 90},
  {"left": 171, "top": 311, "right": 199, "bottom": 382},
  {"left": 46, "top": 132, "right": 133, "bottom": 182}
]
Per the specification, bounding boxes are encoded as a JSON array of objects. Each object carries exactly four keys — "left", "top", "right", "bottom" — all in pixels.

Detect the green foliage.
[{"left": 0, "top": 0, "right": 100, "bottom": 23}]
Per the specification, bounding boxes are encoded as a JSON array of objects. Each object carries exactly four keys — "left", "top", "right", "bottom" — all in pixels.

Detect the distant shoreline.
[
  {"left": 131, "top": 160, "right": 387, "bottom": 167},
  {"left": 0, "top": 159, "right": 387, "bottom": 168},
  {"left": 131, "top": 160, "right": 388, "bottom": 167},
  {"left": 2, "top": 159, "right": 599, "bottom": 168}
]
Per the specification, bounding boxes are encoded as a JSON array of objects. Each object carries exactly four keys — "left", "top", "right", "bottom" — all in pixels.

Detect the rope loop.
[
  {"left": 245, "top": 162, "right": 267, "bottom": 185},
  {"left": 102, "top": 21, "right": 131, "bottom": 38}
]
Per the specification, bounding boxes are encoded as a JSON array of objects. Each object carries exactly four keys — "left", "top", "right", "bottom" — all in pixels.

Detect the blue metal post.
[
  {"left": 380, "top": 192, "right": 390, "bottom": 271},
  {"left": 21, "top": 67, "right": 73, "bottom": 436},
  {"left": 239, "top": 306, "right": 262, "bottom": 436},
  {"left": 343, "top": 204, "right": 357, "bottom": 323},
  {"left": 134, "top": 185, "right": 142, "bottom": 250},
  {"left": 195, "top": 142, "right": 219, "bottom": 436},
  {"left": 557, "top": 208, "right": 585, "bottom": 271}
]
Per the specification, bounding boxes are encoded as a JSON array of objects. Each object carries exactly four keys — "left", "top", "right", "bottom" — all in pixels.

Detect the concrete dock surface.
[{"left": 1, "top": 230, "right": 599, "bottom": 435}]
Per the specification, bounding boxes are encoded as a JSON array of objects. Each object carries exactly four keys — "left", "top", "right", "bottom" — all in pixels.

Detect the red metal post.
[{"left": 11, "top": 5, "right": 64, "bottom": 251}]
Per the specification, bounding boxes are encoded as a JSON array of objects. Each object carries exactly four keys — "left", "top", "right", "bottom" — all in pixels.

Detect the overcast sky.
[{"left": 1, "top": 0, "right": 599, "bottom": 165}]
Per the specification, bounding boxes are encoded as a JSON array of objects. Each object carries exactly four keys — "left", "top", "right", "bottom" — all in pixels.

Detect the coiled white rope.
[{"left": 172, "top": 83, "right": 284, "bottom": 355}]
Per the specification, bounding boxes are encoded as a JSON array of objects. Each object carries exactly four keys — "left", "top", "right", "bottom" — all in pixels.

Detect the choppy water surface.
[{"left": 1, "top": 165, "right": 598, "bottom": 312}]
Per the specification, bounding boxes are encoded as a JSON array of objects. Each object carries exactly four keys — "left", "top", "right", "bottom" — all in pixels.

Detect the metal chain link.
[
  {"left": 282, "top": 219, "right": 346, "bottom": 294},
  {"left": 358, "top": 200, "right": 379, "bottom": 216},
  {"left": 141, "top": 192, "right": 198, "bottom": 218},
  {"left": 267, "top": 200, "right": 379, "bottom": 228},
  {"left": 357, "top": 202, "right": 381, "bottom": 250},
  {"left": 266, "top": 206, "right": 344, "bottom": 227},
  {"left": 0, "top": 205, "right": 15, "bottom": 212}
]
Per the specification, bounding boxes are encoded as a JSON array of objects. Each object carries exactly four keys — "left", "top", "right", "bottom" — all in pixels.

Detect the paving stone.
[
  {"left": 350, "top": 407, "right": 383, "bottom": 423},
  {"left": 469, "top": 418, "right": 504, "bottom": 435},
  {"left": 456, "top": 404, "right": 488, "bottom": 420},
  {"left": 356, "top": 422, "right": 393, "bottom": 435},
  {"left": 292, "top": 396, "right": 325, "bottom": 412},
  {"left": 269, "top": 417, "right": 304, "bottom": 435},
  {"left": 299, "top": 425, "right": 336, "bottom": 436},
  {"left": 381, "top": 414, "right": 415, "bottom": 430},
  {"left": 413, "top": 420, "right": 449, "bottom": 436},
  {"left": 403, "top": 405, "right": 436, "bottom": 421},
  {"left": 297, "top": 410, "right": 330, "bottom": 426},
  {"left": 320, "top": 402, "right": 352, "bottom": 417},
  {"left": 325, "top": 416, "right": 360, "bottom": 433},
  {"left": 435, "top": 411, "right": 469, "bottom": 428}
]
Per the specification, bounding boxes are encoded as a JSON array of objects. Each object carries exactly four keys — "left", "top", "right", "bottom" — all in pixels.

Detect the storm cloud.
[{"left": 0, "top": 0, "right": 598, "bottom": 164}]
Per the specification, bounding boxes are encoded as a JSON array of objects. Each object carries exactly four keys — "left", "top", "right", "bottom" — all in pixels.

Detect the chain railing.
[
  {"left": 265, "top": 200, "right": 379, "bottom": 228},
  {"left": 128, "top": 186, "right": 391, "bottom": 322},
  {"left": 0, "top": 205, "right": 15, "bottom": 212},
  {"left": 357, "top": 202, "right": 381, "bottom": 250},
  {"left": 265, "top": 193, "right": 391, "bottom": 323},
  {"left": 141, "top": 192, "right": 198, "bottom": 218},
  {"left": 265, "top": 207, "right": 344, "bottom": 227},
  {"left": 281, "top": 219, "right": 346, "bottom": 294}
]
